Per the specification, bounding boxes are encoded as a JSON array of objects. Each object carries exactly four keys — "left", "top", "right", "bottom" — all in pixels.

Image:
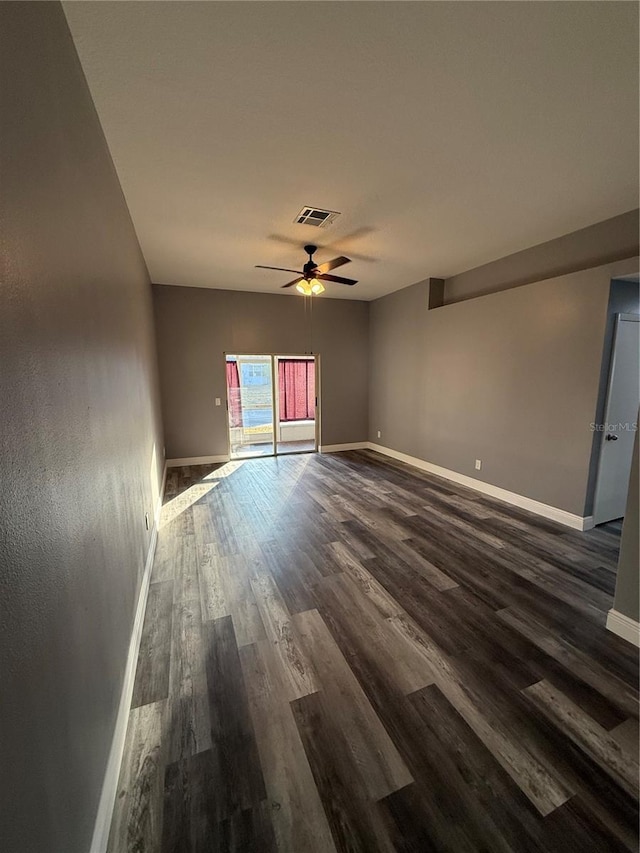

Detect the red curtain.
[
  {"left": 278, "top": 359, "right": 315, "bottom": 421},
  {"left": 226, "top": 360, "right": 242, "bottom": 426}
]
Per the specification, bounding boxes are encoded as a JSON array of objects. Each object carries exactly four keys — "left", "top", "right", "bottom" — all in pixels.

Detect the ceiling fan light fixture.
[
  {"left": 296, "top": 278, "right": 325, "bottom": 296},
  {"left": 296, "top": 280, "right": 313, "bottom": 296}
]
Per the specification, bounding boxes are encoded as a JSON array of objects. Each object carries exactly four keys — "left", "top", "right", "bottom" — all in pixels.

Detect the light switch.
[{"left": 215, "top": 397, "right": 221, "bottom": 406}]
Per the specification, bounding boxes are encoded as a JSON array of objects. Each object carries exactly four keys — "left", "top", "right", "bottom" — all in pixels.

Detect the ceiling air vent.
[{"left": 295, "top": 207, "right": 340, "bottom": 227}]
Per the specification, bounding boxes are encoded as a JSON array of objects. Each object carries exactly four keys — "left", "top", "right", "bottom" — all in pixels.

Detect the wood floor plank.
[
  {"left": 294, "top": 608, "right": 413, "bottom": 800},
  {"left": 197, "top": 542, "right": 229, "bottom": 622},
  {"left": 492, "top": 537, "right": 614, "bottom": 614},
  {"left": 174, "top": 533, "right": 199, "bottom": 604},
  {"left": 406, "top": 684, "right": 555, "bottom": 852},
  {"left": 259, "top": 540, "right": 323, "bottom": 614},
  {"left": 407, "top": 517, "right": 608, "bottom": 624},
  {"left": 152, "top": 528, "right": 180, "bottom": 583},
  {"left": 331, "top": 492, "right": 416, "bottom": 541},
  {"left": 166, "top": 596, "right": 211, "bottom": 765},
  {"left": 161, "top": 751, "right": 277, "bottom": 853},
  {"left": 239, "top": 640, "right": 337, "bottom": 853},
  {"left": 420, "top": 501, "right": 508, "bottom": 551},
  {"left": 224, "top": 553, "right": 268, "bottom": 648},
  {"left": 523, "top": 680, "right": 640, "bottom": 798},
  {"left": 292, "top": 690, "right": 397, "bottom": 853},
  {"left": 203, "top": 615, "right": 267, "bottom": 819},
  {"left": 161, "top": 750, "right": 214, "bottom": 852},
  {"left": 215, "top": 800, "right": 278, "bottom": 852},
  {"left": 541, "top": 796, "right": 635, "bottom": 853},
  {"left": 498, "top": 606, "right": 639, "bottom": 718},
  {"left": 325, "top": 541, "right": 403, "bottom": 618},
  {"left": 131, "top": 580, "right": 174, "bottom": 708},
  {"left": 388, "top": 612, "right": 574, "bottom": 816},
  {"left": 334, "top": 523, "right": 377, "bottom": 560},
  {"left": 387, "top": 537, "right": 459, "bottom": 591},
  {"left": 308, "top": 487, "right": 351, "bottom": 522},
  {"left": 199, "top": 545, "right": 267, "bottom": 647},
  {"left": 361, "top": 553, "right": 474, "bottom": 657},
  {"left": 192, "top": 502, "right": 219, "bottom": 550},
  {"left": 611, "top": 719, "right": 640, "bottom": 758},
  {"left": 161, "top": 503, "right": 196, "bottom": 539},
  {"left": 510, "top": 603, "right": 639, "bottom": 687},
  {"left": 318, "top": 572, "right": 436, "bottom": 695},
  {"left": 341, "top": 515, "right": 459, "bottom": 596},
  {"left": 377, "top": 780, "right": 510, "bottom": 853},
  {"left": 107, "top": 701, "right": 165, "bottom": 853},
  {"left": 249, "top": 571, "right": 318, "bottom": 701}
]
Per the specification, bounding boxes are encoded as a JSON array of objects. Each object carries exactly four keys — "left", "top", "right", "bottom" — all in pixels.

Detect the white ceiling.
[{"left": 63, "top": 1, "right": 639, "bottom": 301}]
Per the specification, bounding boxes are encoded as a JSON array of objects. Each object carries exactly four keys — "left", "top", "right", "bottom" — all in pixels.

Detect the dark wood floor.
[{"left": 108, "top": 450, "right": 639, "bottom": 852}]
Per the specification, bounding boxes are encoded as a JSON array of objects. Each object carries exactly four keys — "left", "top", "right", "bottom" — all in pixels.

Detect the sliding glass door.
[
  {"left": 226, "top": 355, "right": 274, "bottom": 458},
  {"left": 275, "top": 356, "right": 317, "bottom": 455},
  {"left": 226, "top": 354, "right": 317, "bottom": 459}
]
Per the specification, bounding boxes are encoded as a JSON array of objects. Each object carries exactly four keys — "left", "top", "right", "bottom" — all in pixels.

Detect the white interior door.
[{"left": 593, "top": 314, "right": 640, "bottom": 524}]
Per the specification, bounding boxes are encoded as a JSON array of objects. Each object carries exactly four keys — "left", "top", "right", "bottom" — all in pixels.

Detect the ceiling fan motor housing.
[{"left": 303, "top": 245, "right": 318, "bottom": 278}]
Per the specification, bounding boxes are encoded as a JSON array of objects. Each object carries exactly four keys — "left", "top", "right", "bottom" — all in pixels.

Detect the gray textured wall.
[
  {"left": 613, "top": 428, "right": 639, "bottom": 622},
  {"left": 445, "top": 210, "right": 639, "bottom": 304},
  {"left": 0, "top": 4, "right": 164, "bottom": 852},
  {"left": 369, "top": 257, "right": 639, "bottom": 516},
  {"left": 369, "top": 282, "right": 428, "bottom": 458},
  {"left": 153, "top": 285, "right": 369, "bottom": 457}
]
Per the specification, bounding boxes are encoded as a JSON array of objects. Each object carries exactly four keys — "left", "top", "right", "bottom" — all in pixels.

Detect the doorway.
[
  {"left": 225, "top": 354, "right": 318, "bottom": 459},
  {"left": 593, "top": 313, "right": 639, "bottom": 524}
]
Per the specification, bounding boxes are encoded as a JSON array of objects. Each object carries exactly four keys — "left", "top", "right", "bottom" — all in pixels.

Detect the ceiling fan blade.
[
  {"left": 314, "top": 256, "right": 351, "bottom": 274},
  {"left": 317, "top": 273, "right": 358, "bottom": 286},
  {"left": 281, "top": 277, "right": 304, "bottom": 289},
  {"left": 255, "top": 265, "right": 304, "bottom": 274},
  {"left": 267, "top": 230, "right": 378, "bottom": 263}
]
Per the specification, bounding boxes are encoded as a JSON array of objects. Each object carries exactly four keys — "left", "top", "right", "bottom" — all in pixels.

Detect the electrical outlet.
[
  {"left": 377, "top": 430, "right": 381, "bottom": 439},
  {"left": 475, "top": 459, "right": 482, "bottom": 471},
  {"left": 145, "top": 511, "right": 150, "bottom": 531}
]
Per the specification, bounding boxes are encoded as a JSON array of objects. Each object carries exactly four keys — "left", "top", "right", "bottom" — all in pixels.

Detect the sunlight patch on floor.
[
  {"left": 203, "top": 460, "right": 246, "bottom": 480},
  {"left": 160, "top": 481, "right": 219, "bottom": 528}
]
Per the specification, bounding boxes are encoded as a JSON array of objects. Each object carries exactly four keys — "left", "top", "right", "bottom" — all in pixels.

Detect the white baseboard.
[
  {"left": 156, "top": 462, "right": 167, "bottom": 526},
  {"left": 365, "top": 443, "right": 592, "bottom": 531},
  {"left": 606, "top": 609, "right": 640, "bottom": 647},
  {"left": 319, "top": 442, "right": 369, "bottom": 453},
  {"left": 89, "top": 465, "right": 166, "bottom": 853},
  {"left": 167, "top": 454, "right": 229, "bottom": 467}
]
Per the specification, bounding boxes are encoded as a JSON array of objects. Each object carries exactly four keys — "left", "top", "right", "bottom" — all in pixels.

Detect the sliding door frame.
[{"left": 223, "top": 352, "right": 320, "bottom": 459}]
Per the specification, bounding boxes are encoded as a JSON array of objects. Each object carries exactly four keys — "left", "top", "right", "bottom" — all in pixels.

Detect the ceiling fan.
[{"left": 255, "top": 244, "right": 358, "bottom": 295}]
